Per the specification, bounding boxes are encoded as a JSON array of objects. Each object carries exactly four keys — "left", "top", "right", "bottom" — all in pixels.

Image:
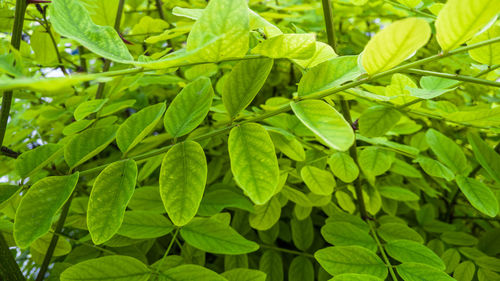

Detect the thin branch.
[
  {"left": 384, "top": 0, "right": 437, "bottom": 19},
  {"left": 259, "top": 244, "right": 315, "bottom": 259},
  {"left": 403, "top": 68, "right": 500, "bottom": 88},
  {"left": 154, "top": 0, "right": 165, "bottom": 20},
  {"left": 152, "top": 228, "right": 179, "bottom": 280},
  {"left": 369, "top": 221, "right": 398, "bottom": 281}
]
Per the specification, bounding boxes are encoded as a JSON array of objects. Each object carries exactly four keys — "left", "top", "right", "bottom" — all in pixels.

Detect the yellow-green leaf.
[
  {"left": 468, "top": 25, "right": 500, "bottom": 65},
  {"left": 251, "top": 34, "right": 316, "bottom": 59},
  {"left": 456, "top": 175, "right": 499, "bottom": 217},
  {"left": 301, "top": 166, "right": 335, "bottom": 196}
]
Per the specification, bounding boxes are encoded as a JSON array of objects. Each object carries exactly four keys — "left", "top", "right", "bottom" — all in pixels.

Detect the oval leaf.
[
  {"left": 328, "top": 152, "right": 359, "bottom": 183},
  {"left": 60, "top": 256, "right": 150, "bottom": 281},
  {"left": 385, "top": 240, "right": 446, "bottom": 270},
  {"left": 359, "top": 106, "right": 401, "bottom": 137},
  {"left": 117, "top": 211, "right": 174, "bottom": 239},
  {"left": 396, "top": 262, "right": 455, "bottom": 281},
  {"left": 301, "top": 165, "right": 335, "bottom": 195},
  {"left": 455, "top": 175, "right": 499, "bottom": 217},
  {"left": 15, "top": 143, "right": 63, "bottom": 178}
]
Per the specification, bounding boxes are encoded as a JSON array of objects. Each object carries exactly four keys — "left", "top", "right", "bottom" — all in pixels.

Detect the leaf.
[
  {"left": 300, "top": 166, "right": 335, "bottom": 195},
  {"left": 164, "top": 77, "right": 213, "bottom": 138},
  {"left": 259, "top": 250, "right": 284, "bottom": 281},
  {"left": 221, "top": 268, "right": 267, "bottom": 281},
  {"left": 88, "top": 159, "right": 137, "bottom": 244},
  {"left": 64, "top": 126, "right": 118, "bottom": 169},
  {"left": 222, "top": 58, "right": 273, "bottom": 118},
  {"left": 378, "top": 186, "right": 419, "bottom": 201},
  {"left": 455, "top": 175, "right": 499, "bottom": 217},
  {"left": 117, "top": 103, "right": 166, "bottom": 154},
  {"left": 467, "top": 132, "right": 500, "bottom": 183},
  {"left": 414, "top": 156, "right": 455, "bottom": 181},
  {"left": 79, "top": 0, "right": 119, "bottom": 27},
  {"left": 288, "top": 256, "right": 314, "bottom": 281},
  {"left": 454, "top": 261, "right": 475, "bottom": 281},
  {"left": 49, "top": 0, "right": 133, "bottom": 63},
  {"left": 31, "top": 233, "right": 72, "bottom": 257},
  {"left": 293, "top": 42, "right": 337, "bottom": 69},
  {"left": 291, "top": 100, "right": 354, "bottom": 151},
  {"left": 396, "top": 263, "right": 455, "bottom": 281},
  {"left": 426, "top": 129, "right": 469, "bottom": 175},
  {"left": 330, "top": 274, "right": 383, "bottom": 281},
  {"left": 60, "top": 256, "right": 151, "bottom": 281},
  {"left": 476, "top": 256, "right": 500, "bottom": 272},
  {"left": 361, "top": 17, "right": 431, "bottom": 75},
  {"left": 407, "top": 76, "right": 458, "bottom": 99},
  {"left": 14, "top": 173, "right": 79, "bottom": 248},
  {"left": 435, "top": 0, "right": 500, "bottom": 51},
  {"left": 0, "top": 184, "right": 21, "bottom": 208},
  {"left": 468, "top": 25, "right": 500, "bottom": 65},
  {"left": 31, "top": 26, "right": 59, "bottom": 65},
  {"left": 385, "top": 240, "right": 445, "bottom": 270},
  {"left": 249, "top": 197, "right": 281, "bottom": 231},
  {"left": 117, "top": 211, "right": 174, "bottom": 239},
  {"left": 128, "top": 186, "right": 164, "bottom": 213},
  {"left": 297, "top": 56, "right": 362, "bottom": 97},
  {"left": 228, "top": 123, "right": 279, "bottom": 205},
  {"left": 186, "top": 0, "right": 249, "bottom": 61},
  {"left": 158, "top": 265, "right": 227, "bottom": 281},
  {"left": 321, "top": 222, "right": 377, "bottom": 252},
  {"left": 377, "top": 223, "right": 424, "bottom": 243},
  {"left": 291, "top": 217, "right": 314, "bottom": 251},
  {"left": 159, "top": 141, "right": 207, "bottom": 226},
  {"left": 397, "top": 0, "right": 421, "bottom": 8},
  {"left": 358, "top": 147, "right": 394, "bottom": 178},
  {"left": 441, "top": 231, "right": 478, "bottom": 246},
  {"left": 328, "top": 152, "right": 359, "bottom": 183},
  {"left": 315, "top": 246, "right": 388, "bottom": 279},
  {"left": 198, "top": 189, "right": 255, "bottom": 216},
  {"left": 74, "top": 99, "right": 108, "bottom": 121},
  {"left": 269, "top": 131, "right": 306, "bottom": 162},
  {"left": 358, "top": 106, "right": 401, "bottom": 137},
  {"left": 15, "top": 143, "right": 63, "bottom": 178},
  {"left": 251, "top": 34, "right": 316, "bottom": 59},
  {"left": 180, "top": 218, "right": 259, "bottom": 255}
]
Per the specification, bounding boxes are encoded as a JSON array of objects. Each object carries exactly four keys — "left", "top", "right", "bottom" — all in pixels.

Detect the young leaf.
[
  {"left": 31, "top": 233, "right": 71, "bottom": 257},
  {"left": 396, "top": 262, "right": 455, "bottom": 281},
  {"left": 358, "top": 106, "right": 401, "bottom": 137},
  {"left": 331, "top": 274, "right": 383, "bottom": 281},
  {"left": 60, "top": 256, "right": 151, "bottom": 281},
  {"left": 228, "top": 123, "right": 279, "bottom": 205},
  {"left": 186, "top": 0, "right": 249, "bottom": 61},
  {"left": 291, "top": 100, "right": 354, "bottom": 151},
  {"left": 222, "top": 268, "right": 266, "bottom": 281},
  {"left": 164, "top": 77, "right": 213, "bottom": 138},
  {"left": 297, "top": 56, "right": 362, "bottom": 97},
  {"left": 198, "top": 189, "right": 255, "bottom": 216},
  {"left": 300, "top": 165, "right": 335, "bottom": 196},
  {"left": 407, "top": 76, "right": 458, "bottom": 99},
  {"left": 468, "top": 25, "right": 500, "bottom": 65},
  {"left": 385, "top": 240, "right": 446, "bottom": 270},
  {"left": 361, "top": 17, "right": 431, "bottom": 75},
  {"left": 249, "top": 197, "right": 281, "bottom": 231},
  {"left": 291, "top": 217, "right": 314, "bottom": 251},
  {"left": 288, "top": 256, "right": 314, "bottom": 281},
  {"left": 88, "top": 159, "right": 137, "bottom": 245},
  {"left": 159, "top": 141, "right": 207, "bottom": 226},
  {"left": 64, "top": 126, "right": 118, "bottom": 169},
  {"left": 455, "top": 175, "right": 499, "bottom": 217},
  {"left": 453, "top": 261, "right": 475, "bottom": 281},
  {"left": 467, "top": 132, "right": 500, "bottom": 183},
  {"left": 415, "top": 156, "right": 455, "bottom": 181},
  {"left": 73, "top": 99, "right": 108, "bottom": 121},
  {"left": 251, "top": 34, "right": 316, "bottom": 59},
  {"left": 14, "top": 173, "right": 79, "bottom": 248},
  {"left": 269, "top": 131, "right": 306, "bottom": 162},
  {"left": 435, "top": 0, "right": 500, "bottom": 51},
  {"left": 377, "top": 223, "right": 424, "bottom": 243},
  {"left": 117, "top": 103, "right": 166, "bottom": 154},
  {"left": 315, "top": 246, "right": 388, "bottom": 279},
  {"left": 180, "top": 218, "right": 259, "bottom": 254},
  {"left": 117, "top": 211, "right": 174, "bottom": 239},
  {"left": 0, "top": 184, "right": 21, "bottom": 208},
  {"left": 328, "top": 152, "right": 359, "bottom": 183},
  {"left": 321, "top": 222, "right": 377, "bottom": 252},
  {"left": 15, "top": 143, "right": 63, "bottom": 178},
  {"left": 292, "top": 42, "right": 337, "bottom": 69},
  {"left": 358, "top": 147, "right": 394, "bottom": 178},
  {"left": 49, "top": 0, "right": 133, "bottom": 63},
  {"left": 378, "top": 186, "right": 419, "bottom": 201},
  {"left": 426, "top": 129, "right": 469, "bottom": 175},
  {"left": 259, "top": 250, "right": 284, "bottom": 281},
  {"left": 222, "top": 58, "right": 273, "bottom": 119},
  {"left": 160, "top": 265, "right": 227, "bottom": 281}
]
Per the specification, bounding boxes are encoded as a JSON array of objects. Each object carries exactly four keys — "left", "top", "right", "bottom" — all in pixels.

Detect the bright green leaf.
[
  {"left": 385, "top": 240, "right": 445, "bottom": 270},
  {"left": 455, "top": 175, "right": 499, "bottom": 217},
  {"left": 359, "top": 106, "right": 401, "bottom": 137},
  {"left": 396, "top": 262, "right": 455, "bottom": 281},
  {"left": 301, "top": 166, "right": 335, "bottom": 195},
  {"left": 251, "top": 34, "right": 316, "bottom": 59},
  {"left": 328, "top": 152, "right": 359, "bottom": 183}
]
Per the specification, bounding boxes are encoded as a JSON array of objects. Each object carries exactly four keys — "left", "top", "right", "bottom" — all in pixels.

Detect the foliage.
[{"left": 0, "top": 0, "right": 500, "bottom": 280}]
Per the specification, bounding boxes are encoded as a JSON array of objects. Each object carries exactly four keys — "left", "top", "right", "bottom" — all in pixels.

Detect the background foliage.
[{"left": 1, "top": 0, "right": 500, "bottom": 280}]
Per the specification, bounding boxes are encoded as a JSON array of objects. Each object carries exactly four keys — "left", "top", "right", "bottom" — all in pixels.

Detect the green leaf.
[
  {"left": 14, "top": 173, "right": 79, "bottom": 248},
  {"left": 60, "top": 256, "right": 151, "bottom": 281},
  {"left": 435, "top": 0, "right": 500, "bottom": 51},
  {"left": 288, "top": 256, "right": 314, "bottom": 281},
  {"left": 396, "top": 0, "right": 421, "bottom": 8},
  {"left": 291, "top": 100, "right": 354, "bottom": 151},
  {"left": 259, "top": 250, "right": 284, "bottom": 281},
  {"left": 249, "top": 197, "right": 281, "bottom": 231},
  {"left": 385, "top": 240, "right": 445, "bottom": 270},
  {"left": 117, "top": 211, "right": 174, "bottom": 239},
  {"left": 221, "top": 268, "right": 266, "bottom": 281},
  {"left": 426, "top": 129, "right": 469, "bottom": 175},
  {"left": 74, "top": 99, "right": 108, "bottom": 121},
  {"left": 359, "top": 106, "right": 401, "bottom": 137},
  {"left": 328, "top": 152, "right": 359, "bottom": 183},
  {"left": 315, "top": 246, "right": 388, "bottom": 279},
  {"left": 0, "top": 184, "right": 21, "bottom": 208},
  {"left": 377, "top": 223, "right": 424, "bottom": 243},
  {"left": 361, "top": 17, "right": 431, "bottom": 75},
  {"left": 269, "top": 131, "right": 306, "bottom": 162},
  {"left": 31, "top": 26, "right": 59, "bottom": 65},
  {"left": 222, "top": 58, "right": 273, "bottom": 118},
  {"left": 441, "top": 231, "right": 478, "bottom": 246},
  {"left": 228, "top": 123, "right": 279, "bottom": 205},
  {"left": 128, "top": 186, "right": 164, "bottom": 213},
  {"left": 297, "top": 56, "right": 362, "bottom": 97},
  {"left": 180, "top": 218, "right": 259, "bottom": 255},
  {"left": 453, "top": 261, "right": 475, "bottom": 281},
  {"left": 467, "top": 132, "right": 500, "bottom": 183},
  {"left": 321, "top": 222, "right": 377, "bottom": 252},
  {"left": 378, "top": 186, "right": 419, "bottom": 201},
  {"left": 49, "top": 0, "right": 133, "bottom": 63},
  {"left": 291, "top": 216, "right": 314, "bottom": 251},
  {"left": 301, "top": 165, "right": 335, "bottom": 195},
  {"left": 88, "top": 159, "right": 137, "bottom": 244},
  {"left": 415, "top": 156, "right": 455, "bottom": 181},
  {"left": 117, "top": 103, "right": 166, "bottom": 154},
  {"left": 164, "top": 77, "right": 213, "bottom": 138},
  {"left": 251, "top": 34, "right": 316, "bottom": 59},
  {"left": 330, "top": 274, "right": 383, "bottom": 281},
  {"left": 468, "top": 25, "right": 500, "bottom": 65},
  {"left": 158, "top": 265, "right": 227, "bottom": 281},
  {"left": 396, "top": 262, "right": 455, "bottom": 281},
  {"left": 406, "top": 76, "right": 458, "bottom": 99},
  {"left": 293, "top": 42, "right": 337, "bottom": 69},
  {"left": 31, "top": 233, "right": 72, "bottom": 257},
  {"left": 198, "top": 189, "right": 255, "bottom": 216},
  {"left": 79, "top": 0, "right": 119, "bottom": 27},
  {"left": 186, "top": 0, "right": 249, "bottom": 61},
  {"left": 358, "top": 147, "right": 394, "bottom": 178},
  {"left": 64, "top": 126, "right": 118, "bottom": 169},
  {"left": 476, "top": 256, "right": 500, "bottom": 272},
  {"left": 15, "top": 143, "right": 63, "bottom": 178},
  {"left": 159, "top": 141, "right": 207, "bottom": 226},
  {"left": 455, "top": 175, "right": 499, "bottom": 217}
]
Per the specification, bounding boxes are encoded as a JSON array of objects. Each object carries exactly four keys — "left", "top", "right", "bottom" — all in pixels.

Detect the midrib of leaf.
[{"left": 238, "top": 128, "right": 260, "bottom": 198}]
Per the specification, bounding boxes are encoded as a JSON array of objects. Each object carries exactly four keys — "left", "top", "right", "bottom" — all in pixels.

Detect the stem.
[
  {"left": 0, "top": 234, "right": 25, "bottom": 281},
  {"left": 369, "top": 221, "right": 398, "bottom": 281},
  {"left": 321, "top": 0, "right": 367, "bottom": 219},
  {"left": 384, "top": 0, "right": 436, "bottom": 19},
  {"left": 153, "top": 228, "right": 179, "bottom": 280},
  {"left": 259, "top": 244, "right": 314, "bottom": 258},
  {"left": 35, "top": 195, "right": 74, "bottom": 281},
  {"left": 154, "top": 0, "right": 165, "bottom": 20},
  {"left": 403, "top": 68, "right": 500, "bottom": 88}
]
